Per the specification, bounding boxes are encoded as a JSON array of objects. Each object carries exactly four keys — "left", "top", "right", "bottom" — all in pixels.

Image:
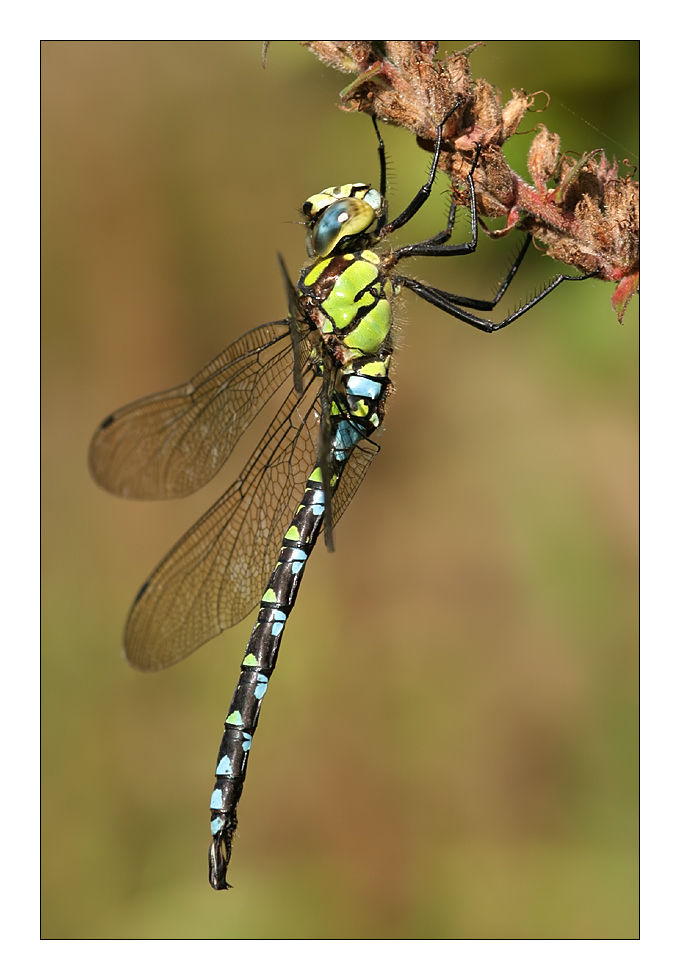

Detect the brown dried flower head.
[{"left": 302, "top": 41, "right": 639, "bottom": 321}]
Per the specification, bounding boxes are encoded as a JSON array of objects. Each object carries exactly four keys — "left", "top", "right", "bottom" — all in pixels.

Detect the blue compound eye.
[{"left": 310, "top": 197, "right": 376, "bottom": 257}]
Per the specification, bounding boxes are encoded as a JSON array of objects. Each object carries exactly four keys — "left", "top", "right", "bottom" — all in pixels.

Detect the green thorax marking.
[
  {"left": 304, "top": 257, "right": 332, "bottom": 287},
  {"left": 300, "top": 251, "right": 393, "bottom": 357}
]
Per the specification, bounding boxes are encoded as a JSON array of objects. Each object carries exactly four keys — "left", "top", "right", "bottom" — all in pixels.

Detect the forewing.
[
  {"left": 278, "top": 254, "right": 306, "bottom": 398},
  {"left": 89, "top": 319, "right": 301, "bottom": 499},
  {"left": 124, "top": 378, "right": 323, "bottom": 670}
]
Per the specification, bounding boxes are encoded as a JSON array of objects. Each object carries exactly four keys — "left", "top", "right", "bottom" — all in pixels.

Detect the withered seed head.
[{"left": 301, "top": 41, "right": 639, "bottom": 321}]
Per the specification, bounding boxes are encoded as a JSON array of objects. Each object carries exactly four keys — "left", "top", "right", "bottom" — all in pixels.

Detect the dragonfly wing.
[
  {"left": 124, "top": 377, "right": 323, "bottom": 670},
  {"left": 331, "top": 437, "right": 380, "bottom": 527},
  {"left": 89, "top": 319, "right": 304, "bottom": 499},
  {"left": 278, "top": 253, "right": 308, "bottom": 399}
]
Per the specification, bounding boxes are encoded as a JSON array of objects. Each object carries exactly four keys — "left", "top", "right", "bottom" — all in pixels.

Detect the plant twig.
[{"left": 302, "top": 41, "right": 639, "bottom": 322}]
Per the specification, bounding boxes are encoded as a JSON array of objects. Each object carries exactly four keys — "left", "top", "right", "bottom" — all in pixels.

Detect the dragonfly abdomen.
[
  {"left": 208, "top": 471, "right": 325, "bottom": 889},
  {"left": 208, "top": 353, "right": 392, "bottom": 888}
]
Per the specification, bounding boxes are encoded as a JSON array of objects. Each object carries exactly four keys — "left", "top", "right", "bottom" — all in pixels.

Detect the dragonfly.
[{"left": 89, "top": 109, "right": 592, "bottom": 890}]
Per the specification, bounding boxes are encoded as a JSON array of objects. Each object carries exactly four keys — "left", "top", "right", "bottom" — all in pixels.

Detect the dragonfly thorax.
[{"left": 303, "top": 183, "right": 385, "bottom": 259}]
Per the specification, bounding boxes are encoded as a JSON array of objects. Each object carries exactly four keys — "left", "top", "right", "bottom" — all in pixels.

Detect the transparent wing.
[
  {"left": 124, "top": 395, "right": 381, "bottom": 672},
  {"left": 89, "top": 319, "right": 307, "bottom": 499},
  {"left": 331, "top": 437, "right": 380, "bottom": 526},
  {"left": 124, "top": 377, "right": 324, "bottom": 670}
]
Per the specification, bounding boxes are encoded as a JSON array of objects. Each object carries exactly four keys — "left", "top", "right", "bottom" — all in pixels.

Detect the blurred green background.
[{"left": 41, "top": 41, "right": 638, "bottom": 938}]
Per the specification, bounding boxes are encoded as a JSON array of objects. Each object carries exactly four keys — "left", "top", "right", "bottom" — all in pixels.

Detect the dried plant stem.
[{"left": 302, "top": 41, "right": 639, "bottom": 322}]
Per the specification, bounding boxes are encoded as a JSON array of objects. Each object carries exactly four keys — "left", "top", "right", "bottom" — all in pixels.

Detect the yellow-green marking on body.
[
  {"left": 322, "top": 260, "right": 378, "bottom": 331},
  {"left": 358, "top": 359, "right": 387, "bottom": 377},
  {"left": 345, "top": 298, "right": 391, "bottom": 353},
  {"left": 304, "top": 257, "right": 332, "bottom": 286}
]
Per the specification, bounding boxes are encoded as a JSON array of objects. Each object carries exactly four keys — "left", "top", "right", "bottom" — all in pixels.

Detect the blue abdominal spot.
[
  {"left": 216, "top": 756, "right": 234, "bottom": 776},
  {"left": 346, "top": 375, "right": 382, "bottom": 399},
  {"left": 254, "top": 673, "right": 269, "bottom": 699},
  {"left": 332, "top": 419, "right": 361, "bottom": 460},
  {"left": 211, "top": 815, "right": 226, "bottom": 835}
]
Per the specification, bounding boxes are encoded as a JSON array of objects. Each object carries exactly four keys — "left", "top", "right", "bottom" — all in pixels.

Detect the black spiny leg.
[
  {"left": 388, "top": 137, "right": 598, "bottom": 328},
  {"left": 415, "top": 234, "right": 534, "bottom": 313},
  {"left": 372, "top": 116, "right": 388, "bottom": 232},
  {"left": 391, "top": 143, "right": 482, "bottom": 261},
  {"left": 397, "top": 268, "right": 598, "bottom": 333},
  {"left": 380, "top": 103, "right": 460, "bottom": 237}
]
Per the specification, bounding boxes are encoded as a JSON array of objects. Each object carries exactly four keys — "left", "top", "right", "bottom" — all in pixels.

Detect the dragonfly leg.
[
  {"left": 380, "top": 102, "right": 463, "bottom": 237},
  {"left": 371, "top": 116, "right": 387, "bottom": 231},
  {"left": 390, "top": 142, "right": 483, "bottom": 260},
  {"left": 397, "top": 267, "right": 598, "bottom": 332}
]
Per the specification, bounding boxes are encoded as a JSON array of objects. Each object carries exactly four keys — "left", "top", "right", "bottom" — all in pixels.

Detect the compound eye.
[{"left": 310, "top": 197, "right": 376, "bottom": 258}]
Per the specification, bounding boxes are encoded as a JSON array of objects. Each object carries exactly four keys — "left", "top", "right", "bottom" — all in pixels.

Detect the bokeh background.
[{"left": 41, "top": 41, "right": 638, "bottom": 939}]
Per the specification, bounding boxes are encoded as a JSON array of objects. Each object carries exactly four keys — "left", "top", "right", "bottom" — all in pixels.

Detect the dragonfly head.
[{"left": 302, "top": 183, "right": 385, "bottom": 259}]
